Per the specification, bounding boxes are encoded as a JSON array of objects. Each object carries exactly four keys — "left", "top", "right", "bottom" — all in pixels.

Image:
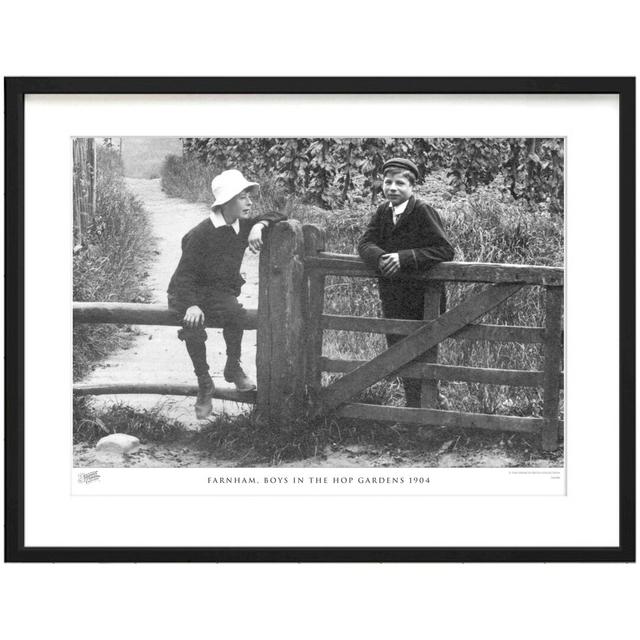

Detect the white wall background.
[{"left": 1, "top": 2, "right": 638, "bottom": 639}]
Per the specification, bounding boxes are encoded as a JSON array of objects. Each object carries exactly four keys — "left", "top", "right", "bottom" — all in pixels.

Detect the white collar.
[
  {"left": 389, "top": 198, "right": 410, "bottom": 218},
  {"left": 210, "top": 210, "right": 240, "bottom": 234}
]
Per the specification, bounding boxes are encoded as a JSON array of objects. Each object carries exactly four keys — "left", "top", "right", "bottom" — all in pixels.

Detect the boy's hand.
[
  {"left": 184, "top": 305, "right": 205, "bottom": 328},
  {"left": 248, "top": 222, "right": 267, "bottom": 254},
  {"left": 379, "top": 253, "right": 401, "bottom": 277}
]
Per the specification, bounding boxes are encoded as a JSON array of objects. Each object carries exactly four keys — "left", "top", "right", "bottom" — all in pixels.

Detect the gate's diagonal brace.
[{"left": 319, "top": 283, "right": 523, "bottom": 414}]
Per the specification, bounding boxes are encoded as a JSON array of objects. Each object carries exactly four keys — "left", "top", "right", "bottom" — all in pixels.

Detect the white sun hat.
[{"left": 211, "top": 169, "right": 259, "bottom": 207}]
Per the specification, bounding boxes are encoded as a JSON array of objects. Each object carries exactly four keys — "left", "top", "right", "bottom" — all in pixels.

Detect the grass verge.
[
  {"left": 73, "top": 396, "right": 563, "bottom": 467},
  {"left": 73, "top": 146, "right": 154, "bottom": 380}
]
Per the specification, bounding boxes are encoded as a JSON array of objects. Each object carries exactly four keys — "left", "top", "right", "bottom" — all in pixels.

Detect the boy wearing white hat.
[{"left": 168, "top": 169, "right": 283, "bottom": 419}]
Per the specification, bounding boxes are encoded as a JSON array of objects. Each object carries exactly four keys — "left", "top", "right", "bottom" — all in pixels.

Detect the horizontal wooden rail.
[
  {"left": 320, "top": 357, "right": 563, "bottom": 388},
  {"left": 335, "top": 403, "right": 550, "bottom": 434},
  {"left": 74, "top": 302, "right": 258, "bottom": 330},
  {"left": 306, "top": 253, "right": 564, "bottom": 286},
  {"left": 320, "top": 283, "right": 525, "bottom": 413},
  {"left": 322, "top": 314, "right": 546, "bottom": 343},
  {"left": 73, "top": 383, "right": 256, "bottom": 403}
]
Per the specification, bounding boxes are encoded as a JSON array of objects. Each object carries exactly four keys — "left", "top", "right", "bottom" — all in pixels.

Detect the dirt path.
[{"left": 81, "top": 178, "right": 259, "bottom": 427}]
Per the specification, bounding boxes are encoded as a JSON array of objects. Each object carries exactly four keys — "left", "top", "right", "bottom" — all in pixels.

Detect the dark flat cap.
[{"left": 382, "top": 157, "right": 420, "bottom": 180}]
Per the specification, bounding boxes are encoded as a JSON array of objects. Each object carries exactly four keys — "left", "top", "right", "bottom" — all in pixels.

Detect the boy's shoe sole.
[{"left": 233, "top": 381, "right": 257, "bottom": 392}]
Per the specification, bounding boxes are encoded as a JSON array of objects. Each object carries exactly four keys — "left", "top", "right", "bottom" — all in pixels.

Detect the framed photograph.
[{"left": 5, "top": 77, "right": 635, "bottom": 562}]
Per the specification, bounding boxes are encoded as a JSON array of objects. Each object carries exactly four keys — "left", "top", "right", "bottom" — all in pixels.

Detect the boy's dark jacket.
[
  {"left": 168, "top": 212, "right": 284, "bottom": 308},
  {"left": 358, "top": 196, "right": 454, "bottom": 275}
]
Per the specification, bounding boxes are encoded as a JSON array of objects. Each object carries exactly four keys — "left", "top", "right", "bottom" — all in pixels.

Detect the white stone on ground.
[{"left": 96, "top": 433, "right": 141, "bottom": 455}]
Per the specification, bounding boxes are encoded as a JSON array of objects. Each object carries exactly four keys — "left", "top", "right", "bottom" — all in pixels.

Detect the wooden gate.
[{"left": 300, "top": 223, "right": 564, "bottom": 451}]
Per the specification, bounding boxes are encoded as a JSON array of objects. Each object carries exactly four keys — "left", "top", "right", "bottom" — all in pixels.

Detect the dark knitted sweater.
[{"left": 167, "top": 213, "right": 283, "bottom": 307}]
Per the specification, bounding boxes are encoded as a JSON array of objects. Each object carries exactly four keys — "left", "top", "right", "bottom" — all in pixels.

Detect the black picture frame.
[{"left": 4, "top": 76, "right": 635, "bottom": 563}]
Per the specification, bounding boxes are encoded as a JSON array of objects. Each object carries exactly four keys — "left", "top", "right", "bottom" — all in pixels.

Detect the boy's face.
[
  {"left": 382, "top": 171, "right": 413, "bottom": 205},
  {"left": 223, "top": 189, "right": 253, "bottom": 221}
]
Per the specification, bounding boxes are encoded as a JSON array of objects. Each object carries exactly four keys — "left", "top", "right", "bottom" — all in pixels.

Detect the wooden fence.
[
  {"left": 73, "top": 220, "right": 564, "bottom": 450},
  {"left": 73, "top": 138, "right": 97, "bottom": 250}
]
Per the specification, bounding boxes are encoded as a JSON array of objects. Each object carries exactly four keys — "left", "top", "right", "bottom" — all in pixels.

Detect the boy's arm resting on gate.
[
  {"left": 246, "top": 212, "right": 287, "bottom": 252},
  {"left": 251, "top": 210, "right": 288, "bottom": 229},
  {"left": 357, "top": 207, "right": 387, "bottom": 272},
  {"left": 397, "top": 204, "right": 454, "bottom": 271}
]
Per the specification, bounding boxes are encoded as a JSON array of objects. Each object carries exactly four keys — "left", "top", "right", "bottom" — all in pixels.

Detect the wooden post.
[
  {"left": 87, "top": 137, "right": 97, "bottom": 224},
  {"left": 542, "top": 286, "right": 563, "bottom": 450},
  {"left": 302, "top": 224, "right": 326, "bottom": 405},
  {"left": 72, "top": 138, "right": 82, "bottom": 247},
  {"left": 256, "top": 220, "right": 306, "bottom": 427},
  {"left": 420, "top": 282, "right": 443, "bottom": 408},
  {"left": 257, "top": 224, "right": 272, "bottom": 422},
  {"left": 73, "top": 138, "right": 92, "bottom": 247}
]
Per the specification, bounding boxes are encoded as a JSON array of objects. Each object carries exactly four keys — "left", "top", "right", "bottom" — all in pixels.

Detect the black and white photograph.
[
  {"left": 6, "top": 77, "right": 632, "bottom": 561},
  {"left": 72, "top": 135, "right": 565, "bottom": 471}
]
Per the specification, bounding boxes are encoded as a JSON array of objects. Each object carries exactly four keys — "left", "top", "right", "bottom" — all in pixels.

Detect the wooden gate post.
[
  {"left": 72, "top": 138, "right": 87, "bottom": 248},
  {"left": 88, "top": 137, "right": 97, "bottom": 223},
  {"left": 542, "top": 285, "right": 563, "bottom": 451},
  {"left": 420, "top": 282, "right": 443, "bottom": 408},
  {"left": 302, "top": 224, "right": 326, "bottom": 405},
  {"left": 256, "top": 219, "right": 306, "bottom": 427}
]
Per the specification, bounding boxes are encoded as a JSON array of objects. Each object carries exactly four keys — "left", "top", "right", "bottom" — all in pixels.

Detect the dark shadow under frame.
[{"left": 4, "top": 76, "right": 635, "bottom": 562}]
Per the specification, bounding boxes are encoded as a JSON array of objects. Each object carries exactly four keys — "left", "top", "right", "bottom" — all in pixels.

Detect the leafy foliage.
[{"left": 162, "top": 137, "right": 564, "bottom": 212}]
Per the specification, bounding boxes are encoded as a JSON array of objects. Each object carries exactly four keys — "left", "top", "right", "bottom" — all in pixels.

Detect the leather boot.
[
  {"left": 195, "top": 373, "right": 215, "bottom": 419},
  {"left": 223, "top": 359, "right": 256, "bottom": 391}
]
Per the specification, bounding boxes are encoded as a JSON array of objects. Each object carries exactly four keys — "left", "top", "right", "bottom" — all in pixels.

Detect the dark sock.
[
  {"left": 403, "top": 378, "right": 422, "bottom": 408},
  {"left": 184, "top": 339, "right": 209, "bottom": 378},
  {"left": 223, "top": 326, "right": 243, "bottom": 361}
]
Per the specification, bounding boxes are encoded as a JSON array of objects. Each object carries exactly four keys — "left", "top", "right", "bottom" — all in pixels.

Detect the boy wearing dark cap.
[{"left": 358, "top": 158, "right": 454, "bottom": 407}]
